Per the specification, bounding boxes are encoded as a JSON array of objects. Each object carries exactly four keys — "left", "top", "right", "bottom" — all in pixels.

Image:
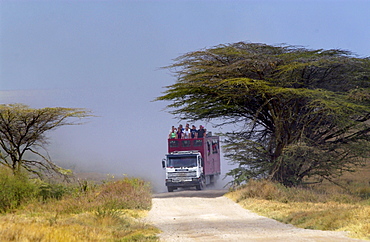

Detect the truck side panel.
[
  {"left": 202, "top": 137, "right": 221, "bottom": 176},
  {"left": 168, "top": 137, "right": 220, "bottom": 176}
]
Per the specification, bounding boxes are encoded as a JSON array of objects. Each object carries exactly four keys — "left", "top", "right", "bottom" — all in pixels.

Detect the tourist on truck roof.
[
  {"left": 184, "top": 125, "right": 191, "bottom": 139},
  {"left": 197, "top": 125, "right": 206, "bottom": 138},
  {"left": 177, "top": 124, "right": 184, "bottom": 139},
  {"left": 169, "top": 126, "right": 176, "bottom": 133},
  {"left": 169, "top": 126, "right": 177, "bottom": 139},
  {"left": 190, "top": 125, "right": 197, "bottom": 138}
]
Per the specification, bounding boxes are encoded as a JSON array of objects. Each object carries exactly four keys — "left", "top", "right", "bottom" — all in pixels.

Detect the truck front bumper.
[{"left": 166, "top": 179, "right": 201, "bottom": 187}]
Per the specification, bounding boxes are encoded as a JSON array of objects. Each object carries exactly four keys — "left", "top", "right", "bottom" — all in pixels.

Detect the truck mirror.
[{"left": 162, "top": 159, "right": 166, "bottom": 168}]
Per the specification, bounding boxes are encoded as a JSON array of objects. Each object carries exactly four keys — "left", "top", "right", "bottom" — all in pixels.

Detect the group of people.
[{"left": 168, "top": 124, "right": 207, "bottom": 139}]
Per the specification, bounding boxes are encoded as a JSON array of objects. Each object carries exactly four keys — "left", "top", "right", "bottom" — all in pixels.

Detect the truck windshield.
[{"left": 167, "top": 156, "right": 197, "bottom": 168}]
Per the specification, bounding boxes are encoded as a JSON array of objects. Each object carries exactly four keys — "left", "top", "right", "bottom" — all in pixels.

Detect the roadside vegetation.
[
  {"left": 0, "top": 168, "right": 159, "bottom": 241},
  {"left": 0, "top": 104, "right": 159, "bottom": 241},
  {"left": 226, "top": 161, "right": 370, "bottom": 240}
]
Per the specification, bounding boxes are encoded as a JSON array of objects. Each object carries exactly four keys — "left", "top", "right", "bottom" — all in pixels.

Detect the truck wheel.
[
  {"left": 167, "top": 187, "right": 174, "bottom": 192},
  {"left": 196, "top": 178, "right": 205, "bottom": 190}
]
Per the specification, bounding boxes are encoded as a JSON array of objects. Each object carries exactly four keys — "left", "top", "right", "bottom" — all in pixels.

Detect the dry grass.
[
  {"left": 231, "top": 198, "right": 370, "bottom": 240},
  {"left": 226, "top": 162, "right": 370, "bottom": 240},
  {"left": 0, "top": 175, "right": 159, "bottom": 241},
  {"left": 0, "top": 210, "right": 159, "bottom": 241},
  {"left": 29, "top": 177, "right": 153, "bottom": 215}
]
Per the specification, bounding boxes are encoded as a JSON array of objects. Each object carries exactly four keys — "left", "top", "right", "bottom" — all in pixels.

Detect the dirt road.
[{"left": 145, "top": 189, "right": 364, "bottom": 242}]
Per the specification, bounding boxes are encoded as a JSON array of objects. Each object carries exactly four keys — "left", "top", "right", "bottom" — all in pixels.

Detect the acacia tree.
[
  {"left": 0, "top": 104, "right": 91, "bottom": 178},
  {"left": 157, "top": 42, "right": 370, "bottom": 186}
]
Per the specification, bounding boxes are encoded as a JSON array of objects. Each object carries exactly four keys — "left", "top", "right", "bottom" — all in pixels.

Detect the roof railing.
[{"left": 170, "top": 150, "right": 200, "bottom": 154}]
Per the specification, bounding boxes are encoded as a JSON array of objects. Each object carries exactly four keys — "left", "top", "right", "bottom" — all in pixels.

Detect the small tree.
[
  {"left": 0, "top": 104, "right": 91, "bottom": 178},
  {"left": 157, "top": 42, "right": 370, "bottom": 186}
]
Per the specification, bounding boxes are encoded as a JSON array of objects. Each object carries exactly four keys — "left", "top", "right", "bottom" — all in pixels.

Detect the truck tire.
[
  {"left": 196, "top": 177, "right": 205, "bottom": 190},
  {"left": 167, "top": 187, "right": 175, "bottom": 192}
]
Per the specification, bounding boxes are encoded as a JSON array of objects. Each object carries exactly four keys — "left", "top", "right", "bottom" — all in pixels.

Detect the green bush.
[
  {"left": 38, "top": 183, "right": 69, "bottom": 202},
  {"left": 0, "top": 169, "right": 38, "bottom": 213}
]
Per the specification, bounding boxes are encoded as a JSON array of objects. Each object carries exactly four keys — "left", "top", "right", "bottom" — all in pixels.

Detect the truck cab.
[
  {"left": 162, "top": 136, "right": 220, "bottom": 192},
  {"left": 163, "top": 150, "right": 204, "bottom": 192}
]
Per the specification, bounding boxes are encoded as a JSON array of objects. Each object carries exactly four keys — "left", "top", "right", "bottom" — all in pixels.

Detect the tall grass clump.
[
  {"left": 0, "top": 168, "right": 38, "bottom": 213},
  {"left": 95, "top": 177, "right": 152, "bottom": 211},
  {"left": 227, "top": 177, "right": 370, "bottom": 240},
  {"left": 0, "top": 174, "right": 159, "bottom": 241},
  {"left": 229, "top": 178, "right": 361, "bottom": 204},
  {"left": 39, "top": 177, "right": 152, "bottom": 215}
]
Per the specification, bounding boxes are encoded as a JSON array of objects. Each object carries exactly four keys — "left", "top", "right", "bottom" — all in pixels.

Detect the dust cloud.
[{"left": 0, "top": 89, "right": 235, "bottom": 193}]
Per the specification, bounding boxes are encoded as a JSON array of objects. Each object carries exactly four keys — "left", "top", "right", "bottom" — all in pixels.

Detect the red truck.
[{"left": 162, "top": 135, "right": 221, "bottom": 192}]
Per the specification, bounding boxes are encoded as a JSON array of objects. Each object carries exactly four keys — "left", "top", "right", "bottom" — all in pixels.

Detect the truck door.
[{"left": 198, "top": 156, "right": 204, "bottom": 175}]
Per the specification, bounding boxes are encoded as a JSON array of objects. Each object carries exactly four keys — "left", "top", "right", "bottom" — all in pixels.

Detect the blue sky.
[{"left": 1, "top": 0, "right": 369, "bottom": 191}]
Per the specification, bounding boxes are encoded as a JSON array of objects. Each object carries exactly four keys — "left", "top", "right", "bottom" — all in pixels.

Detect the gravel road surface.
[{"left": 145, "top": 189, "right": 364, "bottom": 242}]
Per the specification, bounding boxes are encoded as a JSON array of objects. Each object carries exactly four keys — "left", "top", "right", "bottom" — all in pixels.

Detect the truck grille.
[{"left": 168, "top": 171, "right": 196, "bottom": 178}]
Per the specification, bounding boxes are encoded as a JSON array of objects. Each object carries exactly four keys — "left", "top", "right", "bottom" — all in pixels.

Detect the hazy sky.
[{"left": 1, "top": 0, "right": 369, "bottom": 191}]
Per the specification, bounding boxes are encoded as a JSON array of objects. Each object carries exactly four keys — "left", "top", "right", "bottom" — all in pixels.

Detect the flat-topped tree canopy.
[
  {"left": 157, "top": 42, "right": 370, "bottom": 186},
  {"left": 0, "top": 103, "right": 92, "bottom": 178}
]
